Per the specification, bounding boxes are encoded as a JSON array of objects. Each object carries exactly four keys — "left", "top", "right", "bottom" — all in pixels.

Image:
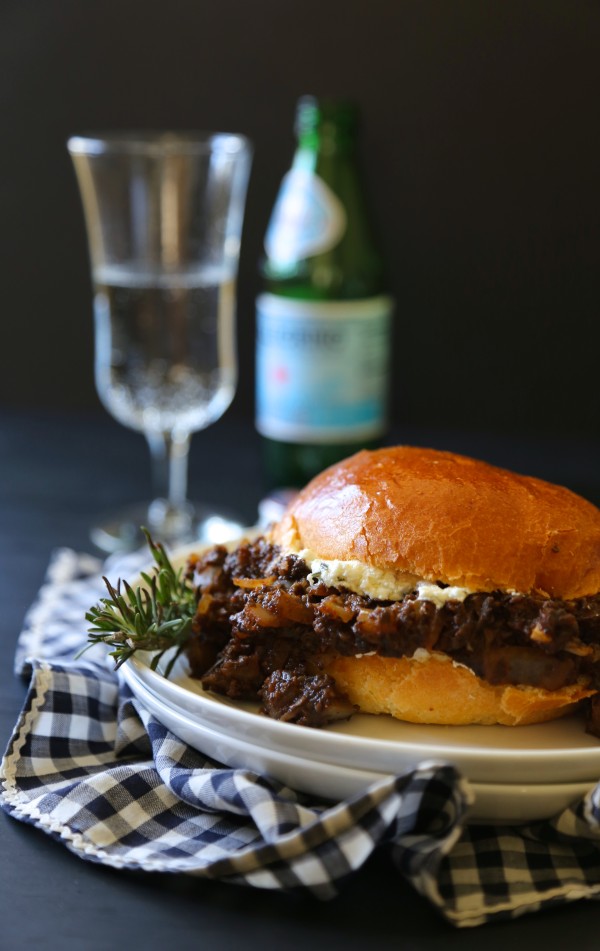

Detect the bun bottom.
[{"left": 326, "top": 652, "right": 596, "bottom": 727}]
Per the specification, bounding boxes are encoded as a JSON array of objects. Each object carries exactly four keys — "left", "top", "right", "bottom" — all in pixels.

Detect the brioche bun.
[
  {"left": 272, "top": 445, "right": 600, "bottom": 600},
  {"left": 271, "top": 446, "right": 600, "bottom": 727},
  {"left": 326, "top": 653, "right": 595, "bottom": 726}
]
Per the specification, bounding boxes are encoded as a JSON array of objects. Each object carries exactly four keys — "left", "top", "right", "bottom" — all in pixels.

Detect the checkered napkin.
[{"left": 2, "top": 550, "right": 600, "bottom": 926}]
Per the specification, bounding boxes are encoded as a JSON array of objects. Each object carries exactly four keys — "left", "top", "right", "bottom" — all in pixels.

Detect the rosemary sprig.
[{"left": 84, "top": 530, "right": 196, "bottom": 677}]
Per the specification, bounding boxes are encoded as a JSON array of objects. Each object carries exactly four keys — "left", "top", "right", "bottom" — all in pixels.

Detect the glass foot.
[{"left": 90, "top": 500, "right": 247, "bottom": 554}]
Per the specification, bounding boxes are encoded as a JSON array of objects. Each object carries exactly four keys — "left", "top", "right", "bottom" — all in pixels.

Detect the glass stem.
[{"left": 146, "top": 431, "right": 193, "bottom": 537}]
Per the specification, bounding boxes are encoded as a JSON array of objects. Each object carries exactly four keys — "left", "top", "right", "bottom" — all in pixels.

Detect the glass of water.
[{"left": 68, "top": 132, "right": 252, "bottom": 552}]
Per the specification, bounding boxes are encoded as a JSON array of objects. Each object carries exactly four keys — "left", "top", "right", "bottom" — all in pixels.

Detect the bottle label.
[
  {"left": 264, "top": 169, "right": 347, "bottom": 265},
  {"left": 256, "top": 293, "right": 393, "bottom": 443}
]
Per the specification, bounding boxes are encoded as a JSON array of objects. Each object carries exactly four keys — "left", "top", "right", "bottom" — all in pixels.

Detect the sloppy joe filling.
[{"left": 184, "top": 537, "right": 600, "bottom": 731}]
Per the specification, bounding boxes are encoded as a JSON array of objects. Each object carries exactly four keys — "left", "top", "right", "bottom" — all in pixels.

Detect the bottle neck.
[
  {"left": 296, "top": 124, "right": 355, "bottom": 159},
  {"left": 261, "top": 97, "right": 384, "bottom": 297},
  {"left": 295, "top": 97, "right": 358, "bottom": 158}
]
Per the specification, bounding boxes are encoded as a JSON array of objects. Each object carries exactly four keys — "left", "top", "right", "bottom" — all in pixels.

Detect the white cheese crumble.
[
  {"left": 414, "top": 582, "right": 471, "bottom": 608},
  {"left": 299, "top": 550, "right": 474, "bottom": 604},
  {"left": 302, "top": 552, "right": 416, "bottom": 600}
]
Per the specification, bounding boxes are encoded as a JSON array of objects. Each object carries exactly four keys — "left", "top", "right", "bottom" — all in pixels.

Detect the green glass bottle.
[{"left": 256, "top": 96, "right": 393, "bottom": 488}]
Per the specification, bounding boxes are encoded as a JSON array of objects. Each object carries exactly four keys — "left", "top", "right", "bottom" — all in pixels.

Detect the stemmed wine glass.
[{"left": 68, "top": 132, "right": 252, "bottom": 552}]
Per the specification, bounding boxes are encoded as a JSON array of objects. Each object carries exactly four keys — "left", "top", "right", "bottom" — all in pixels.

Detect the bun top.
[{"left": 271, "top": 446, "right": 600, "bottom": 599}]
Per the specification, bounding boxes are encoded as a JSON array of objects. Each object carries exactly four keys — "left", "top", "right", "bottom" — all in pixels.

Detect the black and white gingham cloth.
[{"left": 2, "top": 550, "right": 600, "bottom": 926}]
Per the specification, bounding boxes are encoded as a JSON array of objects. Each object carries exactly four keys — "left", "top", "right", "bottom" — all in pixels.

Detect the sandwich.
[{"left": 183, "top": 446, "right": 600, "bottom": 732}]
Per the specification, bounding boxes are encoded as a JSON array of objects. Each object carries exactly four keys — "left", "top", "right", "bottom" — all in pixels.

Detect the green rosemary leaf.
[
  {"left": 123, "top": 579, "right": 141, "bottom": 610},
  {"left": 163, "top": 644, "right": 186, "bottom": 678},
  {"left": 149, "top": 651, "right": 165, "bottom": 672}
]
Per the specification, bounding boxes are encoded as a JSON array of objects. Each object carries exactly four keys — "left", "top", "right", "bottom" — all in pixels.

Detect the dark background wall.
[{"left": 1, "top": 0, "right": 598, "bottom": 440}]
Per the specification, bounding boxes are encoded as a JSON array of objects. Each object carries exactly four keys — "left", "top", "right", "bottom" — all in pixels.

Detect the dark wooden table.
[{"left": 2, "top": 408, "right": 599, "bottom": 950}]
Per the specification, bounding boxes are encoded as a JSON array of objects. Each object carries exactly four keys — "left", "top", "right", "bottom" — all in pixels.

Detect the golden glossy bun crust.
[
  {"left": 326, "top": 653, "right": 595, "bottom": 726},
  {"left": 272, "top": 446, "right": 600, "bottom": 599}
]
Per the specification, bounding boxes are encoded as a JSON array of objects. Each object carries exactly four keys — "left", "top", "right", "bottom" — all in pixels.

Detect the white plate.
[{"left": 121, "top": 660, "right": 595, "bottom": 823}]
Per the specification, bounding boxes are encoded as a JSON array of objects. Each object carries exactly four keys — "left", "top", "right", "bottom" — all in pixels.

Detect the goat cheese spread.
[{"left": 299, "top": 551, "right": 473, "bottom": 604}]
